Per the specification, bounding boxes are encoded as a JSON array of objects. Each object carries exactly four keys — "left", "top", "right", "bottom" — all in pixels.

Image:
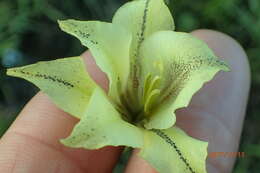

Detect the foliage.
[{"left": 0, "top": 0, "right": 260, "bottom": 172}]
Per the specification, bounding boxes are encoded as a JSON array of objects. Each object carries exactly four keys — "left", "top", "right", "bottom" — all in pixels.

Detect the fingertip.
[
  {"left": 189, "top": 29, "right": 250, "bottom": 121},
  {"left": 191, "top": 29, "right": 250, "bottom": 83},
  {"left": 175, "top": 29, "right": 251, "bottom": 172}
]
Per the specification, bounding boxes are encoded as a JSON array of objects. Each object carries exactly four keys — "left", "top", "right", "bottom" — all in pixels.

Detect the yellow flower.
[{"left": 7, "top": 0, "right": 230, "bottom": 172}]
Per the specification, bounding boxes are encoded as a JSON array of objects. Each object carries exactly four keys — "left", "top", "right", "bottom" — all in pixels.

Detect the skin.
[{"left": 0, "top": 29, "right": 250, "bottom": 173}]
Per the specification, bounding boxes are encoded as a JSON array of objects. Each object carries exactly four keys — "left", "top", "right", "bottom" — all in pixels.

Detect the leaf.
[
  {"left": 139, "top": 127, "right": 208, "bottom": 173},
  {"left": 7, "top": 57, "right": 96, "bottom": 119},
  {"left": 58, "top": 20, "right": 132, "bottom": 103},
  {"left": 140, "top": 31, "right": 230, "bottom": 129},
  {"left": 62, "top": 87, "right": 144, "bottom": 149},
  {"left": 112, "top": 0, "right": 175, "bottom": 89}
]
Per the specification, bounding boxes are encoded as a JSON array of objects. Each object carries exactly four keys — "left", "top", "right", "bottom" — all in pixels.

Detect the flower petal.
[
  {"left": 7, "top": 57, "right": 96, "bottom": 119},
  {"left": 140, "top": 31, "right": 230, "bottom": 129},
  {"left": 112, "top": 0, "right": 174, "bottom": 90},
  {"left": 62, "top": 87, "right": 143, "bottom": 149},
  {"left": 58, "top": 20, "right": 132, "bottom": 103},
  {"left": 139, "top": 127, "right": 208, "bottom": 173},
  {"left": 113, "top": 0, "right": 174, "bottom": 52}
]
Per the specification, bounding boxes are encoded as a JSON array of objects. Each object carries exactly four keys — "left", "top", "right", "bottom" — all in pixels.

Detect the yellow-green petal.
[
  {"left": 62, "top": 87, "right": 144, "bottom": 149},
  {"left": 140, "top": 31, "right": 230, "bottom": 129},
  {"left": 112, "top": 0, "right": 174, "bottom": 90},
  {"left": 139, "top": 127, "right": 208, "bottom": 173},
  {"left": 7, "top": 57, "right": 96, "bottom": 119},
  {"left": 58, "top": 20, "right": 132, "bottom": 103},
  {"left": 113, "top": 0, "right": 174, "bottom": 53}
]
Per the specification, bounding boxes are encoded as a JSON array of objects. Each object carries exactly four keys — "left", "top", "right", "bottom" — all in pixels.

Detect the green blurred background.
[{"left": 0, "top": 0, "right": 259, "bottom": 172}]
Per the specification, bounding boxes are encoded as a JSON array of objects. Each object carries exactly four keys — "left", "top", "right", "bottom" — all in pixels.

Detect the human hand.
[{"left": 0, "top": 30, "right": 250, "bottom": 173}]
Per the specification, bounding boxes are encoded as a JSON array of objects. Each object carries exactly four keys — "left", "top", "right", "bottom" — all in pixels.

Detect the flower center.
[{"left": 118, "top": 74, "right": 162, "bottom": 127}]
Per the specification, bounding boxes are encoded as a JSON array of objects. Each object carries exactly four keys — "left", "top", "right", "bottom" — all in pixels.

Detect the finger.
[
  {"left": 177, "top": 30, "right": 250, "bottom": 173},
  {"left": 83, "top": 51, "right": 109, "bottom": 91},
  {"left": 0, "top": 53, "right": 122, "bottom": 173},
  {"left": 125, "top": 30, "right": 250, "bottom": 173},
  {"left": 125, "top": 149, "right": 157, "bottom": 173}
]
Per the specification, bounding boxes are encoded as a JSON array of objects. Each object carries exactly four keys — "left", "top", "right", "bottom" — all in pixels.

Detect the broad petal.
[
  {"left": 139, "top": 127, "right": 208, "bottom": 173},
  {"left": 112, "top": 0, "right": 174, "bottom": 89},
  {"left": 58, "top": 20, "right": 132, "bottom": 102},
  {"left": 140, "top": 31, "right": 230, "bottom": 129},
  {"left": 62, "top": 87, "right": 143, "bottom": 149},
  {"left": 7, "top": 57, "right": 96, "bottom": 119}
]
